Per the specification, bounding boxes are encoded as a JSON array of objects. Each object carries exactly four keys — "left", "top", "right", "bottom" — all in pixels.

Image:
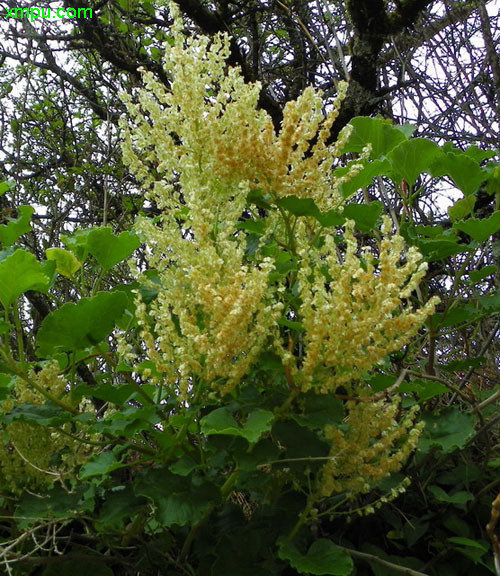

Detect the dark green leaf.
[
  {"left": 36, "top": 291, "right": 128, "bottom": 357},
  {"left": 278, "top": 537, "right": 353, "bottom": 575},
  {"left": 428, "top": 485, "right": 474, "bottom": 506},
  {"left": 293, "top": 392, "right": 344, "bottom": 429},
  {"left": 419, "top": 408, "right": 476, "bottom": 454},
  {"left": 79, "top": 449, "right": 125, "bottom": 479},
  {"left": 417, "top": 238, "right": 471, "bottom": 261},
  {"left": 200, "top": 407, "right": 274, "bottom": 444},
  {"left": 42, "top": 560, "right": 113, "bottom": 576},
  {"left": 2, "top": 402, "right": 72, "bottom": 426},
  {"left": 135, "top": 467, "right": 219, "bottom": 527},
  {"left": 15, "top": 485, "right": 90, "bottom": 529},
  {"left": 336, "top": 159, "right": 392, "bottom": 199},
  {"left": 448, "top": 196, "right": 476, "bottom": 222},
  {"left": 399, "top": 379, "right": 449, "bottom": 402}
]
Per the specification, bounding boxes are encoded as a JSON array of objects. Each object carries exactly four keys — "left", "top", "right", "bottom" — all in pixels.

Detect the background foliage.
[{"left": 0, "top": 0, "right": 499, "bottom": 575}]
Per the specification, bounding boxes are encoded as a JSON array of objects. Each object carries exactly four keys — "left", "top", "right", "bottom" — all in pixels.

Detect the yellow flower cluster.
[
  {"left": 289, "top": 217, "right": 439, "bottom": 394},
  {"left": 119, "top": 3, "right": 352, "bottom": 396},
  {"left": 0, "top": 363, "right": 91, "bottom": 493},
  {"left": 134, "top": 237, "right": 283, "bottom": 396},
  {"left": 117, "top": 6, "right": 440, "bottom": 502},
  {"left": 319, "top": 398, "right": 423, "bottom": 497},
  {"left": 120, "top": 2, "right": 349, "bottom": 214}
]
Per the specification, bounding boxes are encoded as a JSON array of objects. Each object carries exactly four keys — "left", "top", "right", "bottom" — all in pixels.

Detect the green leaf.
[
  {"left": 418, "top": 408, "right": 476, "bottom": 454},
  {"left": 336, "top": 159, "right": 391, "bottom": 199},
  {"left": 293, "top": 392, "right": 344, "bottom": 430},
  {"left": 236, "top": 219, "right": 267, "bottom": 235},
  {"left": 0, "top": 249, "right": 51, "bottom": 308},
  {"left": 0, "top": 180, "right": 15, "bottom": 196},
  {"left": 87, "top": 227, "right": 141, "bottom": 270},
  {"left": 342, "top": 117, "right": 412, "bottom": 159},
  {"left": 135, "top": 467, "right": 219, "bottom": 527},
  {"left": 15, "top": 485, "right": 90, "bottom": 529},
  {"left": 343, "top": 202, "right": 383, "bottom": 232},
  {"left": 0, "top": 205, "right": 34, "bottom": 246},
  {"left": 79, "top": 450, "right": 124, "bottom": 479},
  {"left": 276, "top": 196, "right": 343, "bottom": 228},
  {"left": 399, "top": 378, "right": 449, "bottom": 402},
  {"left": 454, "top": 211, "right": 500, "bottom": 242},
  {"left": 170, "top": 455, "right": 199, "bottom": 476},
  {"left": 478, "top": 291, "right": 500, "bottom": 312},
  {"left": 432, "top": 152, "right": 486, "bottom": 196},
  {"left": 278, "top": 537, "right": 353, "bottom": 575},
  {"left": 439, "top": 357, "right": 486, "bottom": 372},
  {"left": 277, "top": 317, "right": 305, "bottom": 333},
  {"left": 46, "top": 247, "right": 82, "bottom": 278},
  {"left": 200, "top": 407, "right": 274, "bottom": 444},
  {"left": 276, "top": 196, "right": 322, "bottom": 218},
  {"left": 72, "top": 382, "right": 136, "bottom": 405},
  {"left": 448, "top": 537, "right": 487, "bottom": 550},
  {"left": 1, "top": 402, "right": 72, "bottom": 426},
  {"left": 0, "top": 373, "right": 14, "bottom": 400},
  {"left": 416, "top": 238, "right": 471, "bottom": 262},
  {"left": 428, "top": 485, "right": 474, "bottom": 506},
  {"left": 36, "top": 291, "right": 128, "bottom": 357},
  {"left": 97, "top": 486, "right": 146, "bottom": 529},
  {"left": 388, "top": 139, "right": 443, "bottom": 186},
  {"left": 469, "top": 266, "right": 497, "bottom": 283},
  {"left": 448, "top": 196, "right": 476, "bottom": 222}
]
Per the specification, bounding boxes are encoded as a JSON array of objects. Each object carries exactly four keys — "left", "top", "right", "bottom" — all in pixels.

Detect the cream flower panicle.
[{"left": 289, "top": 216, "right": 439, "bottom": 394}]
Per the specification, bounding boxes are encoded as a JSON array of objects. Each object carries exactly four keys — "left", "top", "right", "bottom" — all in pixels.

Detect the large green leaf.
[
  {"left": 388, "top": 138, "right": 443, "bottom": 186},
  {"left": 87, "top": 227, "right": 141, "bottom": 270},
  {"left": 200, "top": 407, "right": 274, "bottom": 444},
  {"left": 79, "top": 449, "right": 124, "bottom": 479},
  {"left": 336, "top": 159, "right": 392, "bottom": 199},
  {"left": 343, "top": 202, "right": 383, "bottom": 232},
  {"left": 15, "top": 485, "right": 91, "bottom": 530},
  {"left": 36, "top": 291, "right": 128, "bottom": 357},
  {"left": 0, "top": 249, "right": 52, "bottom": 308},
  {"left": 135, "top": 467, "right": 219, "bottom": 527},
  {"left": 1, "top": 402, "right": 72, "bottom": 426},
  {"left": 341, "top": 117, "right": 412, "bottom": 158},
  {"left": 432, "top": 151, "right": 486, "bottom": 196},
  {"left": 454, "top": 211, "right": 500, "bottom": 242},
  {"left": 0, "top": 205, "right": 34, "bottom": 246},
  {"left": 278, "top": 537, "right": 353, "bottom": 575},
  {"left": 418, "top": 408, "right": 476, "bottom": 454},
  {"left": 416, "top": 238, "right": 472, "bottom": 262},
  {"left": 292, "top": 392, "right": 344, "bottom": 430}
]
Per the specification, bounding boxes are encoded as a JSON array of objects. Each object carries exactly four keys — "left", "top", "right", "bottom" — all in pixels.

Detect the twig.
[{"left": 335, "top": 543, "right": 431, "bottom": 576}]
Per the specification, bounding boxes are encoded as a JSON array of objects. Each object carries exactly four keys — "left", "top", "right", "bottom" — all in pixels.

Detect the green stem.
[
  {"left": 288, "top": 494, "right": 315, "bottom": 541},
  {"left": 12, "top": 301, "right": 25, "bottom": 367}
]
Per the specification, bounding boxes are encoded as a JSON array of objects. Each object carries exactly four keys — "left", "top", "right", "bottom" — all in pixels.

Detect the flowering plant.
[{"left": 0, "top": 4, "right": 498, "bottom": 575}]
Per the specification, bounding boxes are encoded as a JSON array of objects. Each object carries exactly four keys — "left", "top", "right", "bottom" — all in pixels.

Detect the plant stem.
[{"left": 335, "top": 544, "right": 431, "bottom": 576}]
